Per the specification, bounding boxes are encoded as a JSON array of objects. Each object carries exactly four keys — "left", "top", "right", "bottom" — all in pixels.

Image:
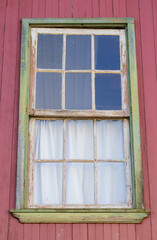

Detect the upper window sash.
[{"left": 29, "top": 28, "right": 129, "bottom": 118}]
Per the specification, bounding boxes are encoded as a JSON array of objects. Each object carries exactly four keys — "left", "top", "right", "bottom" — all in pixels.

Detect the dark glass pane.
[
  {"left": 95, "top": 74, "right": 121, "bottom": 110},
  {"left": 66, "top": 35, "right": 91, "bottom": 70},
  {"left": 36, "top": 72, "right": 62, "bottom": 109},
  {"left": 95, "top": 35, "right": 120, "bottom": 70},
  {"left": 37, "top": 34, "right": 63, "bottom": 69},
  {"left": 65, "top": 73, "right": 92, "bottom": 109}
]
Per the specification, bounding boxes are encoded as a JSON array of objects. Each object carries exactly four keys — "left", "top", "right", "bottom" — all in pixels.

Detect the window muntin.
[
  {"left": 29, "top": 28, "right": 128, "bottom": 114},
  {"left": 28, "top": 28, "right": 132, "bottom": 209}
]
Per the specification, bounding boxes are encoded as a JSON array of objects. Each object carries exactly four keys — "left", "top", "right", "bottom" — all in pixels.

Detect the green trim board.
[
  {"left": 13, "top": 18, "right": 149, "bottom": 223},
  {"left": 10, "top": 209, "right": 150, "bottom": 223}
]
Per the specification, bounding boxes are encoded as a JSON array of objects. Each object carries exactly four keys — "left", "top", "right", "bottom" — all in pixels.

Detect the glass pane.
[
  {"left": 66, "top": 163, "right": 94, "bottom": 204},
  {"left": 35, "top": 120, "right": 63, "bottom": 160},
  {"left": 66, "top": 120, "right": 93, "bottom": 160},
  {"left": 36, "top": 72, "right": 62, "bottom": 109},
  {"left": 95, "top": 73, "right": 121, "bottom": 110},
  {"left": 97, "top": 120, "right": 124, "bottom": 160},
  {"left": 66, "top": 35, "right": 91, "bottom": 70},
  {"left": 37, "top": 34, "right": 63, "bottom": 69},
  {"left": 95, "top": 35, "right": 120, "bottom": 70},
  {"left": 65, "top": 73, "right": 92, "bottom": 109},
  {"left": 97, "top": 162, "right": 126, "bottom": 204},
  {"left": 34, "top": 163, "right": 62, "bottom": 205}
]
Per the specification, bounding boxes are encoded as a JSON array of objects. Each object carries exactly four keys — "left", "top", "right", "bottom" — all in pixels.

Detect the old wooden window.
[{"left": 11, "top": 18, "right": 149, "bottom": 223}]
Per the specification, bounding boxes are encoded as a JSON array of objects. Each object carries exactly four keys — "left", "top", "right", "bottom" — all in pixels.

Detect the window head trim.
[{"left": 11, "top": 18, "right": 150, "bottom": 223}]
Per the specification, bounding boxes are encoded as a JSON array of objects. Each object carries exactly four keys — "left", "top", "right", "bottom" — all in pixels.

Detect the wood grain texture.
[
  {"left": 0, "top": 0, "right": 156, "bottom": 239},
  {"left": 152, "top": 0, "right": 157, "bottom": 82},
  {"left": 7, "top": 218, "right": 23, "bottom": 240},
  {"left": 104, "top": 225, "right": 111, "bottom": 240},
  {"left": 59, "top": 0, "right": 72, "bottom": 18},
  {"left": 86, "top": 0, "right": 92, "bottom": 17},
  {"left": 139, "top": 0, "right": 157, "bottom": 239},
  {"left": 111, "top": 224, "right": 120, "bottom": 240},
  {"left": 92, "top": 0, "right": 99, "bottom": 18},
  {"left": 23, "top": 224, "right": 39, "bottom": 240},
  {"left": 73, "top": 0, "right": 85, "bottom": 17},
  {"left": 0, "top": 0, "right": 20, "bottom": 239},
  {"left": 88, "top": 224, "right": 96, "bottom": 240},
  {"left": 73, "top": 224, "right": 87, "bottom": 240},
  {"left": 0, "top": 0, "right": 7, "bottom": 101},
  {"left": 126, "top": 0, "right": 149, "bottom": 238},
  {"left": 96, "top": 224, "right": 104, "bottom": 240}
]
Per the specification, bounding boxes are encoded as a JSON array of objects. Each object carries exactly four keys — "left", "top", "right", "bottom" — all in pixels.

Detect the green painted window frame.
[{"left": 10, "top": 18, "right": 150, "bottom": 223}]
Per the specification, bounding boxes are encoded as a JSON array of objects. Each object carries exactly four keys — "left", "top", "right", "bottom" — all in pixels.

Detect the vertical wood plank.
[
  {"left": 59, "top": 0, "right": 72, "bottom": 17},
  {"left": 127, "top": 0, "right": 153, "bottom": 237},
  {"left": 24, "top": 224, "right": 39, "bottom": 240},
  {"left": 88, "top": 224, "right": 96, "bottom": 240},
  {"left": 127, "top": 224, "right": 136, "bottom": 240},
  {"left": 112, "top": 0, "right": 120, "bottom": 17},
  {"left": 119, "top": 0, "right": 127, "bottom": 17},
  {"left": 32, "top": 0, "right": 39, "bottom": 18},
  {"left": 86, "top": 0, "right": 92, "bottom": 17},
  {"left": 73, "top": 224, "right": 87, "bottom": 240},
  {"left": 73, "top": 0, "right": 85, "bottom": 17},
  {"left": 0, "top": 0, "right": 7, "bottom": 99},
  {"left": 138, "top": 1, "right": 157, "bottom": 240},
  {"left": 111, "top": 224, "right": 120, "bottom": 240},
  {"left": 19, "top": 0, "right": 41, "bottom": 239},
  {"left": 92, "top": 0, "right": 99, "bottom": 17},
  {"left": 56, "top": 224, "right": 73, "bottom": 240},
  {"left": 47, "top": 224, "right": 56, "bottom": 240},
  {"left": 0, "top": 0, "right": 22, "bottom": 239},
  {"left": 104, "top": 225, "right": 111, "bottom": 240},
  {"left": 126, "top": 0, "right": 151, "bottom": 239},
  {"left": 7, "top": 218, "right": 23, "bottom": 240},
  {"left": 152, "top": 0, "right": 157, "bottom": 81},
  {"left": 137, "top": 0, "right": 157, "bottom": 231},
  {"left": 40, "top": 224, "right": 48, "bottom": 240},
  {"left": 96, "top": 224, "right": 104, "bottom": 240},
  {"left": 100, "top": 0, "right": 113, "bottom": 17},
  {"left": 119, "top": 224, "right": 127, "bottom": 240},
  {"left": 51, "top": 0, "right": 59, "bottom": 18}
]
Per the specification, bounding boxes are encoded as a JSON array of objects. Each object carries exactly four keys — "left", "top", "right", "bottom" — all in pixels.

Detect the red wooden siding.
[{"left": 0, "top": 0, "right": 156, "bottom": 239}]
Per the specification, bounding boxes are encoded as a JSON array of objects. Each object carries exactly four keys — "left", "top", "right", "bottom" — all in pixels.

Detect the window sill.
[{"left": 10, "top": 209, "right": 150, "bottom": 223}]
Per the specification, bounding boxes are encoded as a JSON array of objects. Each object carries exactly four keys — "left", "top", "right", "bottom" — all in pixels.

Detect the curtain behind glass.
[
  {"left": 34, "top": 120, "right": 63, "bottom": 205},
  {"left": 34, "top": 119, "right": 126, "bottom": 206}
]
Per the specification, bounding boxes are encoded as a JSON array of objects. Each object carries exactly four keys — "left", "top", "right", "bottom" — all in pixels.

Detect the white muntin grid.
[{"left": 28, "top": 28, "right": 132, "bottom": 208}]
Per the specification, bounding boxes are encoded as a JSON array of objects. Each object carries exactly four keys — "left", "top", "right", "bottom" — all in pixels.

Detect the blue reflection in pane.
[
  {"left": 95, "top": 35, "right": 120, "bottom": 70},
  {"left": 36, "top": 72, "right": 62, "bottom": 109},
  {"left": 95, "top": 74, "right": 121, "bottom": 110},
  {"left": 65, "top": 73, "right": 92, "bottom": 109},
  {"left": 66, "top": 35, "right": 91, "bottom": 70},
  {"left": 37, "top": 34, "right": 63, "bottom": 69}
]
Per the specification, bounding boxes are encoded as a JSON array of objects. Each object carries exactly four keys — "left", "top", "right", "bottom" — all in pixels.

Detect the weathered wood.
[
  {"left": 10, "top": 209, "right": 150, "bottom": 223},
  {"left": 127, "top": 23, "right": 144, "bottom": 209},
  {"left": 0, "top": 0, "right": 20, "bottom": 239},
  {"left": 126, "top": 1, "right": 151, "bottom": 240},
  {"left": 139, "top": 0, "right": 157, "bottom": 239},
  {"left": 30, "top": 110, "right": 129, "bottom": 118},
  {"left": 16, "top": 19, "right": 30, "bottom": 209}
]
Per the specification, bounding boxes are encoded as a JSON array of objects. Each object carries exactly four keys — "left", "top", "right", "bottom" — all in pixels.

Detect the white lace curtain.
[{"left": 34, "top": 120, "right": 126, "bottom": 205}]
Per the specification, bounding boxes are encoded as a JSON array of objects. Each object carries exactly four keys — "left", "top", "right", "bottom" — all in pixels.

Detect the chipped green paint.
[
  {"left": 14, "top": 18, "right": 149, "bottom": 223},
  {"left": 16, "top": 19, "right": 31, "bottom": 209},
  {"left": 127, "top": 23, "right": 144, "bottom": 209},
  {"left": 23, "top": 17, "right": 134, "bottom": 28},
  {"left": 10, "top": 209, "right": 150, "bottom": 223}
]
